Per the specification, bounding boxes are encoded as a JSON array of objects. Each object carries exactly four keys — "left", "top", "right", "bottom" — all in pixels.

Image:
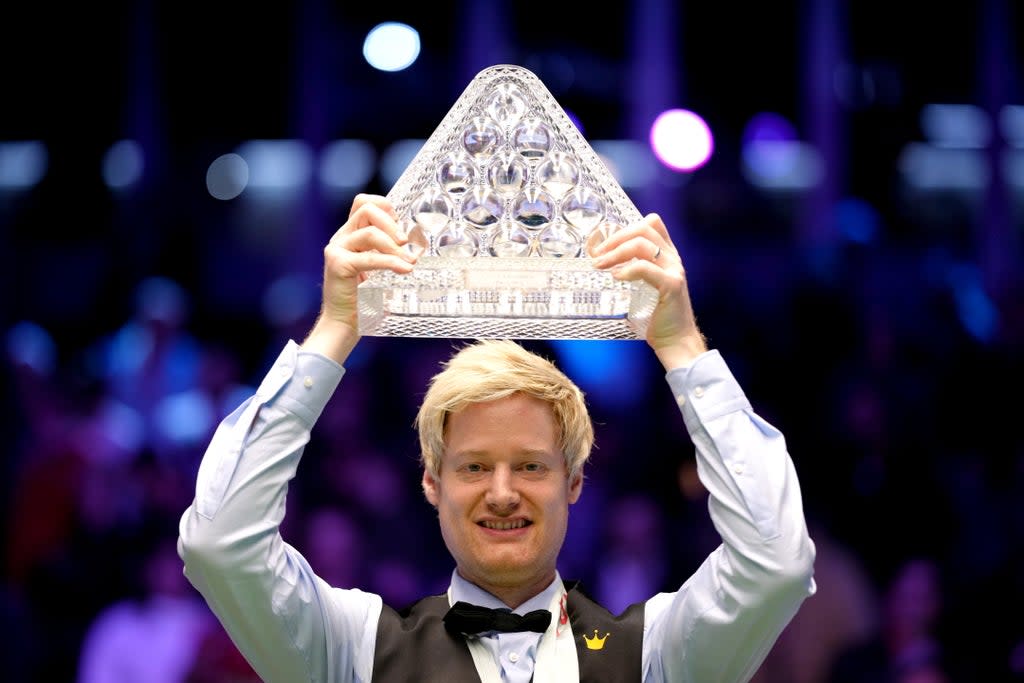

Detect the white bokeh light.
[
  {"left": 363, "top": 22, "right": 420, "bottom": 72},
  {"left": 236, "top": 139, "right": 313, "bottom": 192},
  {"left": 320, "top": 139, "right": 376, "bottom": 192},
  {"left": 206, "top": 153, "right": 249, "bottom": 200}
]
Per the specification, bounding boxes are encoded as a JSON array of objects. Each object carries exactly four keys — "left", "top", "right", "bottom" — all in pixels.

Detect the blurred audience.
[
  {"left": 1, "top": 254, "right": 1022, "bottom": 681},
  {"left": 85, "top": 276, "right": 203, "bottom": 463},
  {"left": 76, "top": 538, "right": 216, "bottom": 683},
  {"left": 594, "top": 494, "right": 668, "bottom": 615},
  {"left": 828, "top": 556, "right": 955, "bottom": 683}
]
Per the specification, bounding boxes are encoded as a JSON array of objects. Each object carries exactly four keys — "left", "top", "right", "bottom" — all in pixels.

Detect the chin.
[{"left": 475, "top": 557, "right": 535, "bottom": 584}]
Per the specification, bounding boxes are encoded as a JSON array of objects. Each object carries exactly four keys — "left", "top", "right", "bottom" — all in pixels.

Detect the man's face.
[{"left": 422, "top": 393, "right": 582, "bottom": 602}]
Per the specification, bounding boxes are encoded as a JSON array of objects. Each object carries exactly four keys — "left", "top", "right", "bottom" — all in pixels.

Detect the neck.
[{"left": 458, "top": 569, "right": 556, "bottom": 610}]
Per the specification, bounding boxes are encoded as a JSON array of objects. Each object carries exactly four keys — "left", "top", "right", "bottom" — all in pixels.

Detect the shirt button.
[
  {"left": 694, "top": 386, "right": 705, "bottom": 398},
  {"left": 676, "top": 395, "right": 686, "bottom": 407},
  {"left": 303, "top": 376, "right": 314, "bottom": 388},
  {"left": 508, "top": 652, "right": 520, "bottom": 663},
  {"left": 733, "top": 462, "right": 745, "bottom": 475}
]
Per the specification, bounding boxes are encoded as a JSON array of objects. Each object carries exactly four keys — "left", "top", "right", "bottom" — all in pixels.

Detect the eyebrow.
[{"left": 447, "top": 448, "right": 558, "bottom": 460}]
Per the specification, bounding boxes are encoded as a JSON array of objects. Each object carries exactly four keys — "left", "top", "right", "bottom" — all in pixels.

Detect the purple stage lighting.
[{"left": 649, "top": 109, "right": 714, "bottom": 172}]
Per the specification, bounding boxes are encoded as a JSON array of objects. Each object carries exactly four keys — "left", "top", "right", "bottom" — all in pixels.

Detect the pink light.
[{"left": 649, "top": 109, "right": 714, "bottom": 171}]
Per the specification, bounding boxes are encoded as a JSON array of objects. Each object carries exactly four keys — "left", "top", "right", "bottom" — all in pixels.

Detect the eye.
[
  {"left": 521, "top": 462, "right": 546, "bottom": 474},
  {"left": 454, "top": 462, "right": 488, "bottom": 481}
]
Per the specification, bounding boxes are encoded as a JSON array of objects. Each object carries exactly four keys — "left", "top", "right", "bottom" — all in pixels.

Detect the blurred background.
[{"left": 2, "top": 0, "right": 1023, "bottom": 681}]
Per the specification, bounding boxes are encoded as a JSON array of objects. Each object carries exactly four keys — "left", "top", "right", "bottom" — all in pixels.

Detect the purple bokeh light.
[
  {"left": 741, "top": 111, "right": 798, "bottom": 146},
  {"left": 649, "top": 109, "right": 714, "bottom": 171}
]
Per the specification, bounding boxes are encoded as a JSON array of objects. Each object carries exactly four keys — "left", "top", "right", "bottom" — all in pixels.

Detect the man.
[{"left": 178, "top": 194, "right": 816, "bottom": 682}]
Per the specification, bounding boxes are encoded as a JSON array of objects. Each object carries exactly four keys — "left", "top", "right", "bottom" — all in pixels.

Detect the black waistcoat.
[{"left": 371, "top": 582, "right": 645, "bottom": 682}]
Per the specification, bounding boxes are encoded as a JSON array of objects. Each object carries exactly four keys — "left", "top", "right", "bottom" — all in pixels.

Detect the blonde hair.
[{"left": 416, "top": 339, "right": 593, "bottom": 481}]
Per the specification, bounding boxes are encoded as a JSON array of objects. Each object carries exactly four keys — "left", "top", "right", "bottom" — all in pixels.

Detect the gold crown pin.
[{"left": 583, "top": 629, "right": 610, "bottom": 650}]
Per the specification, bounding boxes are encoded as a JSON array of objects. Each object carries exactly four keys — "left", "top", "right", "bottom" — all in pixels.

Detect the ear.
[
  {"left": 567, "top": 471, "right": 583, "bottom": 504},
  {"left": 422, "top": 469, "right": 440, "bottom": 507}
]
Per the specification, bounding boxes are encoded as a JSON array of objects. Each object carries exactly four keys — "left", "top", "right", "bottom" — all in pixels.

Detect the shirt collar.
[{"left": 449, "top": 569, "right": 563, "bottom": 616}]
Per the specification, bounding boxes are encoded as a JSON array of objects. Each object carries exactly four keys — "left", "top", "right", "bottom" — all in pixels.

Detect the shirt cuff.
[
  {"left": 665, "top": 350, "right": 752, "bottom": 430},
  {"left": 256, "top": 340, "right": 345, "bottom": 425}
]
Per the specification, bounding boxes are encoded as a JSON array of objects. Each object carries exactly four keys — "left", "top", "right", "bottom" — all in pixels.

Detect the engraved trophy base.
[{"left": 358, "top": 256, "right": 658, "bottom": 340}]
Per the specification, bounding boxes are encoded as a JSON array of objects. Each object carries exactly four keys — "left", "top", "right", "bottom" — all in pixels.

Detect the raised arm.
[
  {"left": 591, "top": 215, "right": 817, "bottom": 682},
  {"left": 177, "top": 194, "right": 418, "bottom": 683}
]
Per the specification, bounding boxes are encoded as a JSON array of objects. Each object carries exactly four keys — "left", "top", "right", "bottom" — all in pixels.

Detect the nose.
[{"left": 485, "top": 465, "right": 520, "bottom": 511}]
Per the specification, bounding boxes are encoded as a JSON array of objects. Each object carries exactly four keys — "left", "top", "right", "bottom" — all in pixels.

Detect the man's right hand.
[
  {"left": 589, "top": 212, "right": 708, "bottom": 370},
  {"left": 302, "top": 194, "right": 419, "bottom": 364}
]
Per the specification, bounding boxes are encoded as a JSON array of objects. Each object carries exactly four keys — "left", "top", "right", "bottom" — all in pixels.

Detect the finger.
[
  {"left": 349, "top": 193, "right": 397, "bottom": 219},
  {"left": 342, "top": 223, "right": 418, "bottom": 264},
  {"left": 590, "top": 234, "right": 662, "bottom": 270},
  {"left": 589, "top": 213, "right": 667, "bottom": 256},
  {"left": 607, "top": 257, "right": 685, "bottom": 292},
  {"left": 334, "top": 202, "right": 407, "bottom": 246},
  {"left": 355, "top": 250, "right": 417, "bottom": 274},
  {"left": 324, "top": 238, "right": 416, "bottom": 277},
  {"left": 642, "top": 213, "right": 671, "bottom": 243}
]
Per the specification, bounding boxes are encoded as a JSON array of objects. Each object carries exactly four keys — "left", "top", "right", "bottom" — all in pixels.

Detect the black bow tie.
[{"left": 443, "top": 601, "right": 552, "bottom": 636}]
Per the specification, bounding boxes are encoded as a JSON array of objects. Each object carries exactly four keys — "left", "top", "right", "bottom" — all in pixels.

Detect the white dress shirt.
[{"left": 178, "top": 341, "right": 816, "bottom": 682}]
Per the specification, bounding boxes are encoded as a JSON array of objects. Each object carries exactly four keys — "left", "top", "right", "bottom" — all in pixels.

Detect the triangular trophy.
[{"left": 357, "top": 64, "right": 658, "bottom": 340}]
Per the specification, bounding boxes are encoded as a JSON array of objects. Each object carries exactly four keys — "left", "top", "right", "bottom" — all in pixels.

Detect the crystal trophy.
[{"left": 357, "top": 64, "right": 659, "bottom": 340}]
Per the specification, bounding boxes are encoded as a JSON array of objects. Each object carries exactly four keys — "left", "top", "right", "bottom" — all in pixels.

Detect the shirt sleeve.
[
  {"left": 177, "top": 340, "right": 383, "bottom": 683},
  {"left": 641, "top": 350, "right": 817, "bottom": 683}
]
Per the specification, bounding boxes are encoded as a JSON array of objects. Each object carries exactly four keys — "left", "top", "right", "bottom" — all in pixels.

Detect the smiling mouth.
[{"left": 479, "top": 519, "right": 530, "bottom": 530}]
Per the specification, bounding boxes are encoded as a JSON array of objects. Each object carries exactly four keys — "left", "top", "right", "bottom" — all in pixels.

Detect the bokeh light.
[
  {"left": 102, "top": 139, "right": 145, "bottom": 192},
  {"left": 235, "top": 139, "right": 313, "bottom": 194},
  {"left": 741, "top": 112, "right": 823, "bottom": 190},
  {"left": 320, "top": 139, "right": 376, "bottom": 193},
  {"left": 649, "top": 108, "right": 714, "bottom": 172},
  {"left": 363, "top": 22, "right": 421, "bottom": 72},
  {"left": 206, "top": 153, "right": 249, "bottom": 200},
  {"left": 0, "top": 140, "right": 47, "bottom": 190}
]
